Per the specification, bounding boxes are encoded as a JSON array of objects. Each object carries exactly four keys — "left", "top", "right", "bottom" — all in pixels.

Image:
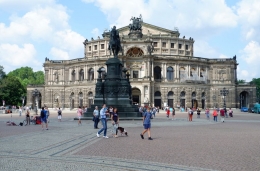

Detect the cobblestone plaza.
[{"left": 0, "top": 110, "right": 260, "bottom": 171}]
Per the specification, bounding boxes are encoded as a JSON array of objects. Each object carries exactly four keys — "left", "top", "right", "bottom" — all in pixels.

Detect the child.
[
  {"left": 111, "top": 108, "right": 119, "bottom": 138},
  {"left": 140, "top": 107, "right": 153, "bottom": 140}
]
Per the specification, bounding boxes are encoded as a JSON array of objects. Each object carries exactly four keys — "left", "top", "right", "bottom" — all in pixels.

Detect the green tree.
[
  {"left": 238, "top": 79, "right": 245, "bottom": 84},
  {"left": 0, "top": 76, "right": 26, "bottom": 105}
]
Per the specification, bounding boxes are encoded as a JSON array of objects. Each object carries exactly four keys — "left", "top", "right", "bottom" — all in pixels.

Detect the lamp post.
[{"left": 220, "top": 87, "right": 229, "bottom": 109}]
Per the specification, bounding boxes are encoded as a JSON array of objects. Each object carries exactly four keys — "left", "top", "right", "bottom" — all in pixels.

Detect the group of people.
[
  {"left": 187, "top": 107, "right": 233, "bottom": 122},
  {"left": 166, "top": 107, "right": 176, "bottom": 120},
  {"left": 93, "top": 104, "right": 153, "bottom": 140},
  {"left": 94, "top": 104, "right": 119, "bottom": 138}
]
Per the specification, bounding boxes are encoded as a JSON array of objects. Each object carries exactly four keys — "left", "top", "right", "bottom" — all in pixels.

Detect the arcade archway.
[
  {"left": 132, "top": 88, "right": 141, "bottom": 105},
  {"left": 167, "top": 91, "right": 174, "bottom": 107},
  {"left": 239, "top": 91, "right": 249, "bottom": 108},
  {"left": 154, "top": 91, "right": 161, "bottom": 108}
]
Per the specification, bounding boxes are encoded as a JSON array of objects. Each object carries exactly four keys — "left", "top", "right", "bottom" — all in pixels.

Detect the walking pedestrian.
[
  {"left": 166, "top": 108, "right": 170, "bottom": 118},
  {"left": 224, "top": 108, "right": 228, "bottom": 118},
  {"left": 45, "top": 107, "right": 50, "bottom": 123},
  {"left": 111, "top": 108, "right": 119, "bottom": 138},
  {"left": 205, "top": 108, "right": 210, "bottom": 120},
  {"left": 229, "top": 108, "right": 233, "bottom": 117},
  {"left": 57, "top": 108, "right": 62, "bottom": 122},
  {"left": 171, "top": 107, "right": 175, "bottom": 120},
  {"left": 213, "top": 109, "right": 218, "bottom": 122},
  {"left": 96, "top": 104, "right": 109, "bottom": 138},
  {"left": 188, "top": 108, "right": 193, "bottom": 122},
  {"left": 77, "top": 106, "right": 83, "bottom": 125},
  {"left": 197, "top": 108, "right": 201, "bottom": 118},
  {"left": 19, "top": 107, "right": 22, "bottom": 116},
  {"left": 220, "top": 108, "right": 225, "bottom": 122},
  {"left": 25, "top": 109, "right": 30, "bottom": 125},
  {"left": 140, "top": 107, "right": 153, "bottom": 140},
  {"left": 93, "top": 106, "right": 99, "bottom": 129},
  {"left": 41, "top": 107, "right": 48, "bottom": 130}
]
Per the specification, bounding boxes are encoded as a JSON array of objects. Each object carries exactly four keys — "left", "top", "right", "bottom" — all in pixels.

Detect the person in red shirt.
[
  {"left": 213, "top": 109, "right": 218, "bottom": 122},
  {"left": 166, "top": 108, "right": 170, "bottom": 118},
  {"left": 220, "top": 108, "right": 225, "bottom": 122}
]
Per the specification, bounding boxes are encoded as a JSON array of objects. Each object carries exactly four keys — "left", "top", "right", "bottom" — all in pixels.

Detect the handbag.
[{"left": 92, "top": 116, "right": 95, "bottom": 121}]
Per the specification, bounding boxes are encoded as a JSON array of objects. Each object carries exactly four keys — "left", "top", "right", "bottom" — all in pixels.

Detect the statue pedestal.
[
  {"left": 128, "top": 31, "right": 143, "bottom": 39},
  {"left": 84, "top": 57, "right": 140, "bottom": 117}
]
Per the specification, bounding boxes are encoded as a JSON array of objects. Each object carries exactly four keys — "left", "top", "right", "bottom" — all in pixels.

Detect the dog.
[{"left": 117, "top": 127, "right": 128, "bottom": 136}]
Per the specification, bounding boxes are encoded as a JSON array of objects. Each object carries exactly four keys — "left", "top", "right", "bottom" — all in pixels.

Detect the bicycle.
[{"left": 23, "top": 116, "right": 36, "bottom": 126}]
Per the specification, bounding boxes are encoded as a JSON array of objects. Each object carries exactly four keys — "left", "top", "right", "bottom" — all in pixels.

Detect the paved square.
[{"left": 0, "top": 109, "right": 260, "bottom": 171}]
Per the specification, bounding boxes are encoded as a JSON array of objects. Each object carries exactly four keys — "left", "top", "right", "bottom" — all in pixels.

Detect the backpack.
[
  {"left": 41, "top": 110, "right": 45, "bottom": 118},
  {"left": 58, "top": 110, "right": 61, "bottom": 115},
  {"left": 190, "top": 111, "right": 193, "bottom": 115}
]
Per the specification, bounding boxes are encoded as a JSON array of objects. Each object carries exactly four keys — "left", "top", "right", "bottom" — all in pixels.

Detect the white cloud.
[
  {"left": 236, "top": 0, "right": 260, "bottom": 41},
  {"left": 219, "top": 54, "right": 229, "bottom": 58},
  {"left": 83, "top": 0, "right": 238, "bottom": 38},
  {"left": 0, "top": 43, "right": 42, "bottom": 72},
  {"left": 194, "top": 40, "right": 219, "bottom": 58},
  {"left": 0, "top": 0, "right": 55, "bottom": 11},
  {"left": 50, "top": 47, "right": 69, "bottom": 60},
  {"left": 241, "top": 41, "right": 260, "bottom": 64}
]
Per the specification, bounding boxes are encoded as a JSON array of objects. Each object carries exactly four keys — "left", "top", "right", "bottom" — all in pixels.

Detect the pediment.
[{"left": 118, "top": 22, "right": 179, "bottom": 37}]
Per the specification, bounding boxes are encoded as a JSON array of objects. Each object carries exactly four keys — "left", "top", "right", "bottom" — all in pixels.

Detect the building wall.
[{"left": 27, "top": 23, "right": 256, "bottom": 109}]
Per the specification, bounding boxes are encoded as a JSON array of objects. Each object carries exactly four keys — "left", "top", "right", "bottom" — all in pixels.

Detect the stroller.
[{"left": 229, "top": 111, "right": 233, "bottom": 117}]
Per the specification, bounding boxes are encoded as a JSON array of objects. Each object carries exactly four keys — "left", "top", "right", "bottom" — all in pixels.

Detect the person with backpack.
[
  {"left": 188, "top": 108, "right": 193, "bottom": 122},
  {"left": 25, "top": 109, "right": 30, "bottom": 126},
  {"left": 77, "top": 106, "right": 83, "bottom": 125},
  {"left": 57, "top": 108, "right": 62, "bottom": 122},
  {"left": 41, "top": 107, "right": 48, "bottom": 130},
  {"left": 45, "top": 107, "right": 50, "bottom": 123}
]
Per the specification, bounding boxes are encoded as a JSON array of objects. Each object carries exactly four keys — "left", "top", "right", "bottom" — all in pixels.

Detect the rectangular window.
[
  {"left": 178, "top": 44, "right": 182, "bottom": 49},
  {"left": 162, "top": 42, "right": 166, "bottom": 48},
  {"left": 171, "top": 43, "right": 174, "bottom": 48},
  {"left": 133, "top": 71, "right": 138, "bottom": 78},
  {"left": 89, "top": 46, "right": 91, "bottom": 51},
  {"left": 101, "top": 44, "right": 104, "bottom": 49},
  {"left": 94, "top": 45, "right": 97, "bottom": 50},
  {"left": 186, "top": 45, "right": 189, "bottom": 50},
  {"left": 153, "top": 42, "right": 158, "bottom": 47}
]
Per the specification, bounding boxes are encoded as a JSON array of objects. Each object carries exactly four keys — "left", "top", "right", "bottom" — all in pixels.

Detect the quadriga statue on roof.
[{"left": 108, "top": 26, "right": 122, "bottom": 58}]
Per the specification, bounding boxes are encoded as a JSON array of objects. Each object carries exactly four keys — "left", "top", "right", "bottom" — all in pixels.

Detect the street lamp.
[{"left": 220, "top": 87, "right": 229, "bottom": 109}]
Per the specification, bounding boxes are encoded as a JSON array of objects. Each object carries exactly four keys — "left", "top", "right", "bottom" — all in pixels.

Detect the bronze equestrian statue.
[{"left": 108, "top": 26, "right": 122, "bottom": 58}]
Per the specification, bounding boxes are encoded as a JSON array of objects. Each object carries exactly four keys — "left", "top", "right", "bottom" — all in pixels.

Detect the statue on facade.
[
  {"left": 108, "top": 26, "right": 122, "bottom": 57},
  {"left": 129, "top": 15, "right": 143, "bottom": 32}
]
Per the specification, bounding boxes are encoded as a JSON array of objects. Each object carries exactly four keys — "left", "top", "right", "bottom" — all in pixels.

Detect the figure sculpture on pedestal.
[{"left": 108, "top": 26, "right": 122, "bottom": 57}]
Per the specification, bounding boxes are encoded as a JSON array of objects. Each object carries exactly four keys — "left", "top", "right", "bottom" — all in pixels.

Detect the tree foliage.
[
  {"left": 0, "top": 65, "right": 6, "bottom": 80},
  {"left": 238, "top": 79, "right": 246, "bottom": 84},
  {"left": 7, "top": 67, "right": 44, "bottom": 87},
  {"left": 0, "top": 76, "right": 26, "bottom": 106}
]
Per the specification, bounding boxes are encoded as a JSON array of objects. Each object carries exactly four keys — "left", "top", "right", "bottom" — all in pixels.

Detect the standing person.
[
  {"left": 205, "top": 108, "right": 210, "bottom": 120},
  {"left": 93, "top": 106, "right": 99, "bottom": 129},
  {"left": 229, "top": 108, "right": 233, "bottom": 117},
  {"left": 45, "top": 107, "right": 50, "bottom": 123},
  {"left": 25, "top": 109, "right": 30, "bottom": 126},
  {"left": 220, "top": 108, "right": 225, "bottom": 122},
  {"left": 213, "top": 109, "right": 218, "bottom": 122},
  {"left": 57, "top": 107, "right": 62, "bottom": 122},
  {"left": 97, "top": 104, "right": 109, "bottom": 138},
  {"left": 77, "top": 106, "right": 83, "bottom": 125},
  {"left": 111, "top": 108, "right": 119, "bottom": 138},
  {"left": 19, "top": 106, "right": 22, "bottom": 116},
  {"left": 171, "top": 107, "right": 175, "bottom": 120},
  {"left": 152, "top": 107, "right": 157, "bottom": 118},
  {"left": 139, "top": 106, "right": 143, "bottom": 116},
  {"left": 188, "top": 108, "right": 193, "bottom": 122},
  {"left": 41, "top": 107, "right": 48, "bottom": 130},
  {"left": 140, "top": 107, "right": 153, "bottom": 140},
  {"left": 224, "top": 108, "right": 228, "bottom": 118},
  {"left": 166, "top": 108, "right": 170, "bottom": 118},
  {"left": 197, "top": 108, "right": 201, "bottom": 118}
]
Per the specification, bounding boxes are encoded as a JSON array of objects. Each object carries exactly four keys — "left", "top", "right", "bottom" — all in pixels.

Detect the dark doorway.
[
  {"left": 239, "top": 91, "right": 249, "bottom": 108},
  {"left": 133, "top": 95, "right": 139, "bottom": 104},
  {"left": 154, "top": 91, "right": 161, "bottom": 108},
  {"left": 201, "top": 99, "right": 205, "bottom": 109},
  {"left": 167, "top": 91, "right": 174, "bottom": 107}
]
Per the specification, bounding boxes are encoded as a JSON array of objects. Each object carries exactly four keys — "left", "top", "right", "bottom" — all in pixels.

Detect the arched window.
[
  {"left": 167, "top": 67, "right": 174, "bottom": 81},
  {"left": 126, "top": 47, "right": 144, "bottom": 57},
  {"left": 79, "top": 92, "right": 83, "bottom": 108},
  {"left": 192, "top": 92, "right": 196, "bottom": 99},
  {"left": 71, "top": 70, "right": 76, "bottom": 82},
  {"left": 154, "top": 66, "right": 161, "bottom": 80},
  {"left": 88, "top": 68, "right": 94, "bottom": 81},
  {"left": 180, "top": 91, "right": 185, "bottom": 98},
  {"left": 100, "top": 67, "right": 106, "bottom": 80},
  {"left": 79, "top": 69, "right": 84, "bottom": 81}
]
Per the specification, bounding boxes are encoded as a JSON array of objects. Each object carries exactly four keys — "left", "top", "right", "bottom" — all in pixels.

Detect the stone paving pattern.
[{"left": 0, "top": 109, "right": 260, "bottom": 171}]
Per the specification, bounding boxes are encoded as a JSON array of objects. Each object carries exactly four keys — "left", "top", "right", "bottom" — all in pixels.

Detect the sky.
[{"left": 0, "top": 0, "right": 260, "bottom": 81}]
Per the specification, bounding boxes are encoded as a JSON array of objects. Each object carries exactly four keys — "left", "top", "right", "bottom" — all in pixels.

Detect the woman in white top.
[
  {"left": 77, "top": 106, "right": 83, "bottom": 125},
  {"left": 93, "top": 106, "right": 99, "bottom": 129}
]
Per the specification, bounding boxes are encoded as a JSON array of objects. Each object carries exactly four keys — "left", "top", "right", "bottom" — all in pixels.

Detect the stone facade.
[{"left": 27, "top": 22, "right": 256, "bottom": 109}]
